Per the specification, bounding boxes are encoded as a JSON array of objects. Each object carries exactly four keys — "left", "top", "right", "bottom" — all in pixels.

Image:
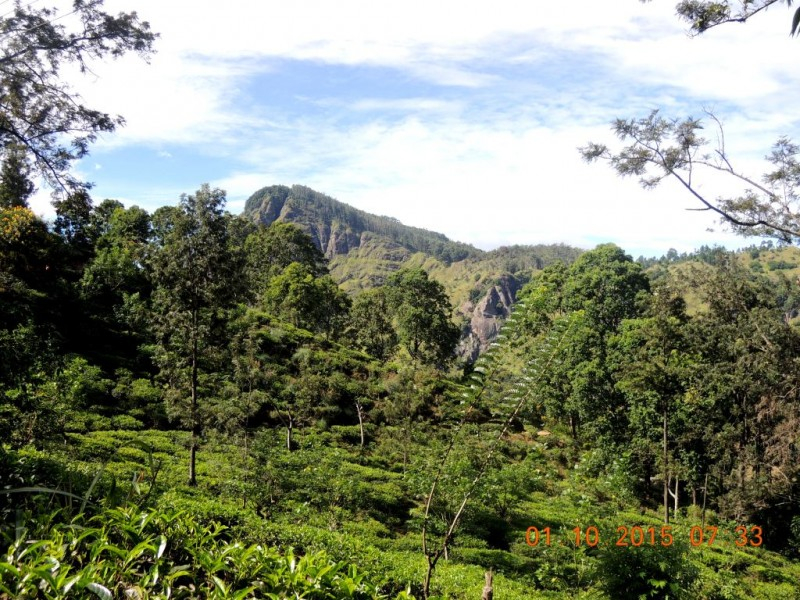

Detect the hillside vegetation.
[
  {"left": 243, "top": 184, "right": 582, "bottom": 299},
  {"left": 243, "top": 185, "right": 583, "bottom": 359},
  {"left": 4, "top": 184, "right": 800, "bottom": 598}
]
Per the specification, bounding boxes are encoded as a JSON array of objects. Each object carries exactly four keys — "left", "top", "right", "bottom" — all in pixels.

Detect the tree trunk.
[
  {"left": 422, "top": 554, "right": 435, "bottom": 600},
  {"left": 356, "top": 400, "right": 365, "bottom": 449},
  {"left": 482, "top": 570, "right": 493, "bottom": 600},
  {"left": 701, "top": 473, "right": 708, "bottom": 529},
  {"left": 242, "top": 430, "right": 249, "bottom": 508},
  {"left": 286, "top": 414, "right": 294, "bottom": 451},
  {"left": 674, "top": 476, "right": 679, "bottom": 513},
  {"left": 663, "top": 405, "right": 669, "bottom": 524},
  {"left": 189, "top": 311, "right": 199, "bottom": 487}
]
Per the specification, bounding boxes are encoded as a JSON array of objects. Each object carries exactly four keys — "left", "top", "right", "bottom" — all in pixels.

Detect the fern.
[{"left": 419, "top": 299, "right": 578, "bottom": 598}]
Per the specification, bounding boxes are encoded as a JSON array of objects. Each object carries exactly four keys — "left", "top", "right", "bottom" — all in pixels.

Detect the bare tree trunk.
[
  {"left": 189, "top": 311, "right": 199, "bottom": 487},
  {"left": 242, "top": 429, "right": 249, "bottom": 508},
  {"left": 701, "top": 473, "right": 708, "bottom": 529},
  {"left": 356, "top": 400, "right": 365, "bottom": 449},
  {"left": 286, "top": 413, "right": 294, "bottom": 451},
  {"left": 663, "top": 406, "right": 669, "bottom": 524},
  {"left": 422, "top": 553, "right": 437, "bottom": 600},
  {"left": 674, "top": 476, "right": 679, "bottom": 513},
  {"left": 482, "top": 571, "right": 493, "bottom": 600}
]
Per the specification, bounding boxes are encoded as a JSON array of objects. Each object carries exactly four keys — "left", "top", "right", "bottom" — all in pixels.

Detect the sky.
[{"left": 25, "top": 0, "right": 800, "bottom": 258}]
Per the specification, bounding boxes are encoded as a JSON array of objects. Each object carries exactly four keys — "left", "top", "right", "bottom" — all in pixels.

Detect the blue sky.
[{"left": 29, "top": 0, "right": 800, "bottom": 257}]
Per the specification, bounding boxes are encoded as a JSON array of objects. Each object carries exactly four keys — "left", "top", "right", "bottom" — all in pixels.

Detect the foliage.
[
  {"left": 348, "top": 288, "right": 399, "bottom": 360},
  {"left": 582, "top": 111, "right": 800, "bottom": 243},
  {"left": 0, "top": 0, "right": 157, "bottom": 193},
  {"left": 0, "top": 144, "right": 34, "bottom": 208},
  {"left": 261, "top": 262, "right": 351, "bottom": 338},
  {"left": 596, "top": 536, "right": 699, "bottom": 599},
  {"left": 649, "top": 0, "right": 800, "bottom": 36},
  {"left": 148, "top": 184, "right": 244, "bottom": 485},
  {"left": 385, "top": 268, "right": 460, "bottom": 366},
  {"left": 0, "top": 505, "right": 397, "bottom": 599},
  {"left": 245, "top": 221, "right": 328, "bottom": 295}
]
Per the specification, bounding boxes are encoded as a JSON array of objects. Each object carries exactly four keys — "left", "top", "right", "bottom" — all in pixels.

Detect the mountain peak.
[{"left": 242, "top": 184, "right": 482, "bottom": 264}]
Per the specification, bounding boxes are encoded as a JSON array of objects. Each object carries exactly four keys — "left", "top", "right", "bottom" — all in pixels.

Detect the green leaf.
[
  {"left": 86, "top": 582, "right": 112, "bottom": 600},
  {"left": 156, "top": 535, "right": 167, "bottom": 560}
]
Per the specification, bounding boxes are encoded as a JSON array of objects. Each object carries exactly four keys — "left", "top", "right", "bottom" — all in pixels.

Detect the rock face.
[
  {"left": 245, "top": 185, "right": 363, "bottom": 259},
  {"left": 457, "top": 275, "right": 522, "bottom": 362}
]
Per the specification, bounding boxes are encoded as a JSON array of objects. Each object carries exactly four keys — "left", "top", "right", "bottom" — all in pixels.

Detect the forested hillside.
[
  {"left": 4, "top": 178, "right": 800, "bottom": 597},
  {"left": 243, "top": 184, "right": 583, "bottom": 359},
  {"left": 4, "top": 0, "right": 800, "bottom": 597}
]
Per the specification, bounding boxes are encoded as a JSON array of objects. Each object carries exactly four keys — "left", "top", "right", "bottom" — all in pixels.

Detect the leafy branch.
[
  {"left": 580, "top": 110, "right": 800, "bottom": 243},
  {"left": 640, "top": 1, "right": 800, "bottom": 36},
  {"left": 419, "top": 301, "right": 576, "bottom": 598}
]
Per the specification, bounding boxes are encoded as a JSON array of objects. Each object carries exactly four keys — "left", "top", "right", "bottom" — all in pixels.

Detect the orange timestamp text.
[{"left": 525, "top": 525, "right": 763, "bottom": 548}]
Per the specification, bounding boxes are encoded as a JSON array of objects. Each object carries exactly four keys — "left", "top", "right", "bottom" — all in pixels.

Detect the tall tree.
[
  {"left": 148, "top": 184, "right": 243, "bottom": 486},
  {"left": 348, "top": 288, "right": 398, "bottom": 361},
  {"left": 526, "top": 244, "right": 650, "bottom": 440},
  {"left": 684, "top": 256, "right": 800, "bottom": 526},
  {"left": 0, "top": 0, "right": 156, "bottom": 193},
  {"left": 260, "top": 262, "right": 351, "bottom": 339},
  {"left": 244, "top": 222, "right": 328, "bottom": 296},
  {"left": 385, "top": 268, "right": 459, "bottom": 367},
  {"left": 53, "top": 188, "right": 95, "bottom": 259},
  {"left": 610, "top": 284, "right": 694, "bottom": 523}
]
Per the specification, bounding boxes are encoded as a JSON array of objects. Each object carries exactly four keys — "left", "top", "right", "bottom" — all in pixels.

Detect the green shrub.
[
  {"left": 596, "top": 538, "right": 698, "bottom": 599},
  {"left": 0, "top": 505, "right": 401, "bottom": 599},
  {"left": 109, "top": 414, "right": 144, "bottom": 430}
]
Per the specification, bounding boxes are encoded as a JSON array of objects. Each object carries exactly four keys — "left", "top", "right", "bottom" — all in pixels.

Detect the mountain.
[
  {"left": 243, "top": 184, "right": 481, "bottom": 264},
  {"left": 242, "top": 184, "right": 583, "bottom": 359}
]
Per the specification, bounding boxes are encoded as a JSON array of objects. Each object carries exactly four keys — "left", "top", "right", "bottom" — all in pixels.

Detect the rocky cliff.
[{"left": 457, "top": 275, "right": 523, "bottom": 361}]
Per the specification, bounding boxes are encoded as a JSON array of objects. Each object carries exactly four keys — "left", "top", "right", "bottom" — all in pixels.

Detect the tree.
[
  {"left": 643, "top": 0, "right": 800, "bottom": 36},
  {"left": 385, "top": 268, "right": 459, "bottom": 367},
  {"left": 0, "top": 205, "right": 60, "bottom": 384},
  {"left": 525, "top": 245, "right": 650, "bottom": 440},
  {"left": 348, "top": 288, "right": 398, "bottom": 360},
  {"left": 53, "top": 188, "right": 94, "bottom": 257},
  {"left": 0, "top": 144, "right": 34, "bottom": 208},
  {"left": 683, "top": 256, "right": 800, "bottom": 528},
  {"left": 80, "top": 203, "right": 151, "bottom": 331},
  {"left": 583, "top": 1, "right": 800, "bottom": 242},
  {"left": 0, "top": 0, "right": 157, "bottom": 193},
  {"left": 610, "top": 284, "right": 695, "bottom": 523},
  {"left": 244, "top": 222, "right": 327, "bottom": 297},
  {"left": 260, "top": 262, "right": 351, "bottom": 338},
  {"left": 148, "top": 184, "right": 243, "bottom": 486},
  {"left": 581, "top": 111, "right": 800, "bottom": 243}
]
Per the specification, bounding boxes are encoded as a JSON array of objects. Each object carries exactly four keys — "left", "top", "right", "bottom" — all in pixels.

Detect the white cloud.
[{"left": 37, "top": 0, "right": 798, "bottom": 256}]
